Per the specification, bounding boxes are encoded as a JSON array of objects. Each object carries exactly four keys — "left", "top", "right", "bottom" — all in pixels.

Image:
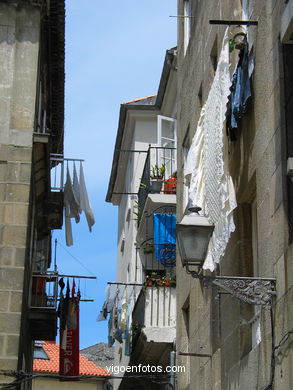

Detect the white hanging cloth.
[
  {"left": 64, "top": 166, "right": 80, "bottom": 246},
  {"left": 79, "top": 162, "right": 95, "bottom": 232},
  {"left": 118, "top": 288, "right": 128, "bottom": 332},
  {"left": 185, "top": 106, "right": 206, "bottom": 214},
  {"left": 73, "top": 162, "right": 81, "bottom": 215},
  {"left": 185, "top": 28, "right": 237, "bottom": 271}
]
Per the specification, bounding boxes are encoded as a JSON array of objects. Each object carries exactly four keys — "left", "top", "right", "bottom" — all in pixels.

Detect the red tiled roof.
[
  {"left": 123, "top": 94, "right": 157, "bottom": 104},
  {"left": 33, "top": 342, "right": 110, "bottom": 377}
]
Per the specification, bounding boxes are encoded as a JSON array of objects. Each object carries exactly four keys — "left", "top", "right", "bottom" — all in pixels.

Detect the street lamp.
[
  {"left": 176, "top": 207, "right": 276, "bottom": 308},
  {"left": 176, "top": 207, "right": 214, "bottom": 268}
]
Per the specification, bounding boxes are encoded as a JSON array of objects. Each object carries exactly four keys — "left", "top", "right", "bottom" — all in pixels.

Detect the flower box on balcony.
[
  {"left": 163, "top": 177, "right": 177, "bottom": 194},
  {"left": 144, "top": 274, "right": 176, "bottom": 287}
]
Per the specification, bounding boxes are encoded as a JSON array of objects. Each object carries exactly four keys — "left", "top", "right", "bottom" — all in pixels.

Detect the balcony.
[
  {"left": 131, "top": 286, "right": 176, "bottom": 366},
  {"left": 49, "top": 154, "right": 85, "bottom": 230},
  {"left": 28, "top": 272, "right": 58, "bottom": 341},
  {"left": 137, "top": 146, "right": 177, "bottom": 222}
]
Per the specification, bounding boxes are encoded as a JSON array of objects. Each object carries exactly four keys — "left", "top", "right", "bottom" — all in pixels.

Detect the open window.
[
  {"left": 183, "top": 0, "right": 191, "bottom": 54},
  {"left": 157, "top": 115, "right": 177, "bottom": 179}
]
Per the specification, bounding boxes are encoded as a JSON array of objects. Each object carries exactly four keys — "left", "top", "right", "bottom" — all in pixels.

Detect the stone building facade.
[
  {"left": 0, "top": 1, "right": 65, "bottom": 388},
  {"left": 175, "top": 0, "right": 293, "bottom": 389}
]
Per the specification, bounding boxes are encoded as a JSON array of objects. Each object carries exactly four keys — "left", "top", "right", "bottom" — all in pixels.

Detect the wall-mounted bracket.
[
  {"left": 209, "top": 20, "right": 258, "bottom": 26},
  {"left": 185, "top": 266, "right": 276, "bottom": 308}
]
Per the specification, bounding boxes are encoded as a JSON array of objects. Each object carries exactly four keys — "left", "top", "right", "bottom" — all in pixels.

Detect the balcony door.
[{"left": 157, "top": 115, "right": 177, "bottom": 179}]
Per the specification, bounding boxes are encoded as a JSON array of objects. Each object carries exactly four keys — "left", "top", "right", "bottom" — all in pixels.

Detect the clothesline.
[
  {"left": 97, "top": 282, "right": 138, "bottom": 356},
  {"left": 107, "top": 282, "right": 143, "bottom": 286},
  {"left": 64, "top": 161, "right": 95, "bottom": 246}
]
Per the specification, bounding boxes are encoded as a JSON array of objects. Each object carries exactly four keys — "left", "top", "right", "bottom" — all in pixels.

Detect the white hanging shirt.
[
  {"left": 64, "top": 166, "right": 80, "bottom": 246},
  {"left": 79, "top": 162, "right": 95, "bottom": 232}
]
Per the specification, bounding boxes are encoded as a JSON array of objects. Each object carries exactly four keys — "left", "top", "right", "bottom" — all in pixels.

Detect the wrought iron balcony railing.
[
  {"left": 30, "top": 272, "right": 58, "bottom": 310},
  {"left": 137, "top": 146, "right": 177, "bottom": 219},
  {"left": 50, "top": 154, "right": 85, "bottom": 191}
]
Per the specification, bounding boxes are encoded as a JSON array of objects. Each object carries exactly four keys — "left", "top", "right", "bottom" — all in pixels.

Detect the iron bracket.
[{"left": 185, "top": 266, "right": 276, "bottom": 308}]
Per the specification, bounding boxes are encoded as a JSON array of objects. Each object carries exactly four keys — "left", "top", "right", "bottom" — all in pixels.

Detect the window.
[
  {"left": 157, "top": 115, "right": 177, "bottom": 178},
  {"left": 36, "top": 81, "right": 47, "bottom": 134},
  {"left": 251, "top": 198, "right": 261, "bottom": 348},
  {"left": 183, "top": 0, "right": 191, "bottom": 54},
  {"left": 198, "top": 82, "right": 203, "bottom": 109},
  {"left": 283, "top": 44, "right": 293, "bottom": 242},
  {"left": 241, "top": 0, "right": 252, "bottom": 20},
  {"left": 120, "top": 237, "right": 125, "bottom": 254},
  {"left": 210, "top": 37, "right": 218, "bottom": 75},
  {"left": 33, "top": 344, "right": 49, "bottom": 360},
  {"left": 33, "top": 236, "right": 51, "bottom": 272},
  {"left": 181, "top": 297, "right": 190, "bottom": 386},
  {"left": 240, "top": 199, "right": 261, "bottom": 352},
  {"left": 182, "top": 126, "right": 191, "bottom": 210},
  {"left": 241, "top": 0, "right": 253, "bottom": 42}
]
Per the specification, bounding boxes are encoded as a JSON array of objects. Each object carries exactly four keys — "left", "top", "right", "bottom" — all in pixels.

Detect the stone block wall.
[
  {"left": 0, "top": 1, "right": 40, "bottom": 380},
  {"left": 176, "top": 0, "right": 292, "bottom": 389}
]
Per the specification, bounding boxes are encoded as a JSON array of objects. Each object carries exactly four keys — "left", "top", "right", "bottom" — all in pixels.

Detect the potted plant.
[
  {"left": 150, "top": 271, "right": 160, "bottom": 280},
  {"left": 171, "top": 274, "right": 176, "bottom": 286},
  {"left": 150, "top": 164, "right": 165, "bottom": 193},
  {"left": 163, "top": 276, "right": 171, "bottom": 287},
  {"left": 156, "top": 278, "right": 165, "bottom": 287},
  {"left": 142, "top": 242, "right": 154, "bottom": 254},
  {"left": 151, "top": 164, "right": 165, "bottom": 179},
  {"left": 145, "top": 272, "right": 160, "bottom": 286},
  {"left": 145, "top": 276, "right": 154, "bottom": 286},
  {"left": 163, "top": 171, "right": 177, "bottom": 194},
  {"left": 133, "top": 200, "right": 142, "bottom": 225}
]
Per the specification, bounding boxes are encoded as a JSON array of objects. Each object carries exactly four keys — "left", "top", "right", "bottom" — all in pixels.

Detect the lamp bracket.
[{"left": 185, "top": 267, "right": 276, "bottom": 308}]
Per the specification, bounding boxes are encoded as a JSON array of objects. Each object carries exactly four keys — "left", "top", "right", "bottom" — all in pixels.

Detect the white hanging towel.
[
  {"left": 79, "top": 162, "right": 95, "bottom": 231},
  {"left": 73, "top": 162, "right": 81, "bottom": 216},
  {"left": 64, "top": 166, "right": 80, "bottom": 246}
]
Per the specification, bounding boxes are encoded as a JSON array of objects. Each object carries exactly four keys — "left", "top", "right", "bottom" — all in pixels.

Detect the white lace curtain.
[{"left": 185, "top": 28, "right": 237, "bottom": 271}]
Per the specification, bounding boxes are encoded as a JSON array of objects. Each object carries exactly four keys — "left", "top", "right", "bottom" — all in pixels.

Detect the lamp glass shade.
[{"left": 176, "top": 214, "right": 214, "bottom": 266}]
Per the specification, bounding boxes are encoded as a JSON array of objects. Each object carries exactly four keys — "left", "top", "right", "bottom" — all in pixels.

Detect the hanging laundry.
[
  {"left": 73, "top": 162, "right": 81, "bottom": 215},
  {"left": 64, "top": 166, "right": 80, "bottom": 246},
  {"left": 202, "top": 29, "right": 237, "bottom": 271},
  {"left": 79, "top": 162, "right": 95, "bottom": 232},
  {"left": 99, "top": 283, "right": 140, "bottom": 348},
  {"left": 118, "top": 289, "right": 127, "bottom": 332},
  {"left": 123, "top": 305, "right": 132, "bottom": 356},
  {"left": 107, "top": 311, "right": 115, "bottom": 347},
  {"left": 184, "top": 29, "right": 237, "bottom": 272},
  {"left": 113, "top": 328, "right": 123, "bottom": 344},
  {"left": 185, "top": 107, "right": 206, "bottom": 213},
  {"left": 96, "top": 302, "right": 107, "bottom": 322},
  {"left": 153, "top": 213, "right": 176, "bottom": 267},
  {"left": 228, "top": 40, "right": 252, "bottom": 140}
]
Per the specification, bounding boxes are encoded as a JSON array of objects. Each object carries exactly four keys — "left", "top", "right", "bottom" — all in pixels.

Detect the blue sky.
[{"left": 53, "top": 0, "right": 177, "bottom": 349}]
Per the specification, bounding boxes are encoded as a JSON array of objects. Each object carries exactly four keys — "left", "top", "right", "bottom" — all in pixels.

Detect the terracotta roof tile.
[
  {"left": 123, "top": 94, "right": 157, "bottom": 104},
  {"left": 33, "top": 342, "right": 110, "bottom": 377}
]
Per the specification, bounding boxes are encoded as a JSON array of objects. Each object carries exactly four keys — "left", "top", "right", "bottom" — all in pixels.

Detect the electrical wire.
[
  {"left": 0, "top": 370, "right": 174, "bottom": 388},
  {"left": 56, "top": 241, "right": 97, "bottom": 278},
  {"left": 274, "top": 328, "right": 293, "bottom": 352}
]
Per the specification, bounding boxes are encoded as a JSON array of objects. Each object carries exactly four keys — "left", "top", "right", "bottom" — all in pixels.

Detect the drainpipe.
[{"left": 169, "top": 339, "right": 176, "bottom": 390}]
